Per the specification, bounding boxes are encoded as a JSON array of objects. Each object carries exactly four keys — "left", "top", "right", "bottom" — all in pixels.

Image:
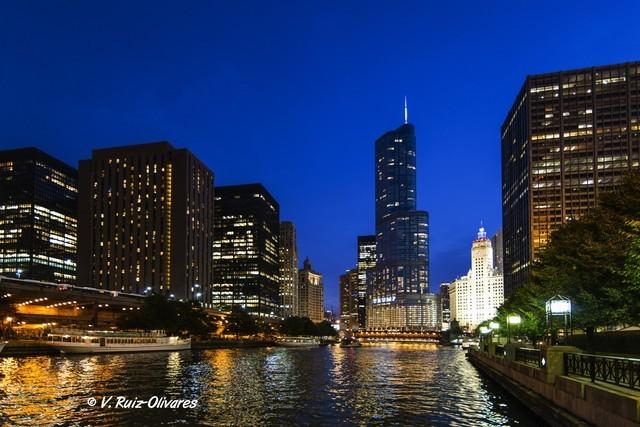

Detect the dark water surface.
[{"left": 0, "top": 344, "right": 542, "bottom": 426}]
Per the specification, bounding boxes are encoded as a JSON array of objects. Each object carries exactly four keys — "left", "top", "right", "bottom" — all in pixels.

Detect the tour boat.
[
  {"left": 276, "top": 336, "right": 320, "bottom": 347},
  {"left": 0, "top": 341, "right": 7, "bottom": 354},
  {"left": 339, "top": 337, "right": 361, "bottom": 348},
  {"left": 44, "top": 329, "right": 191, "bottom": 354}
]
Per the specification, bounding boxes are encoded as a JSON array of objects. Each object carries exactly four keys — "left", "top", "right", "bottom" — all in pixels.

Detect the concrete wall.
[{"left": 470, "top": 348, "right": 640, "bottom": 427}]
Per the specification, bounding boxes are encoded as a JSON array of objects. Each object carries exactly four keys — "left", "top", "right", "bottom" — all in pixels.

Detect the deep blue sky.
[{"left": 1, "top": 1, "right": 639, "bottom": 310}]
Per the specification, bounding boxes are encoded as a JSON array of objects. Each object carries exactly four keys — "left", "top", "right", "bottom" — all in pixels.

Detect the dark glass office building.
[
  {"left": 78, "top": 142, "right": 215, "bottom": 302},
  {"left": 367, "top": 122, "right": 431, "bottom": 330},
  {"left": 356, "top": 235, "right": 376, "bottom": 329},
  {"left": 0, "top": 148, "right": 77, "bottom": 283},
  {"left": 212, "top": 184, "right": 280, "bottom": 318},
  {"left": 502, "top": 61, "right": 640, "bottom": 296}
]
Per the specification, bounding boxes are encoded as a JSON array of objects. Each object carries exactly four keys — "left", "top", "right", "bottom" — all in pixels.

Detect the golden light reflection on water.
[{"left": 0, "top": 346, "right": 539, "bottom": 426}]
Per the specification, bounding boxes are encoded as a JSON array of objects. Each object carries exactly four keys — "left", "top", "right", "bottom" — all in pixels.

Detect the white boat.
[
  {"left": 0, "top": 341, "right": 7, "bottom": 354},
  {"left": 44, "top": 329, "right": 191, "bottom": 354},
  {"left": 276, "top": 336, "right": 320, "bottom": 347}
]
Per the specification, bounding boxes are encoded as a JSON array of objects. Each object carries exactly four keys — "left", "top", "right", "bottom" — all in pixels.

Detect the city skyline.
[{"left": 1, "top": 1, "right": 640, "bottom": 309}]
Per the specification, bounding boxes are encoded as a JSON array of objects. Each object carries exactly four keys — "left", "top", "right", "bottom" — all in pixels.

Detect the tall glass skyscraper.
[
  {"left": 367, "top": 115, "right": 433, "bottom": 330},
  {"left": 0, "top": 148, "right": 77, "bottom": 284}
]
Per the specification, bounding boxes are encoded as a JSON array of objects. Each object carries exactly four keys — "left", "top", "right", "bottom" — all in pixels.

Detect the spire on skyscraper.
[{"left": 404, "top": 96, "right": 408, "bottom": 124}]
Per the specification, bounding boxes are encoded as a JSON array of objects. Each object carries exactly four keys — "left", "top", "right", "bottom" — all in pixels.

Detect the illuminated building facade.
[
  {"left": 298, "top": 257, "right": 324, "bottom": 323},
  {"left": 213, "top": 184, "right": 280, "bottom": 318},
  {"left": 356, "top": 235, "right": 376, "bottom": 329},
  {"left": 449, "top": 226, "right": 504, "bottom": 331},
  {"left": 78, "top": 142, "right": 214, "bottom": 303},
  {"left": 439, "top": 282, "right": 451, "bottom": 331},
  {"left": 502, "top": 61, "right": 640, "bottom": 296},
  {"left": 367, "top": 113, "right": 431, "bottom": 330},
  {"left": 279, "top": 221, "right": 298, "bottom": 318},
  {"left": 339, "top": 268, "right": 359, "bottom": 331},
  {"left": 0, "top": 148, "right": 77, "bottom": 283}
]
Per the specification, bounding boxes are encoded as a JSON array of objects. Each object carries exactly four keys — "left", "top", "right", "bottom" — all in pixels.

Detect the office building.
[
  {"left": 298, "top": 257, "right": 324, "bottom": 323},
  {"left": 213, "top": 183, "right": 280, "bottom": 318},
  {"left": 491, "top": 229, "right": 503, "bottom": 273},
  {"left": 279, "top": 221, "right": 298, "bottom": 318},
  {"left": 502, "top": 61, "right": 640, "bottom": 296},
  {"left": 0, "top": 148, "right": 77, "bottom": 283},
  {"left": 78, "top": 142, "right": 214, "bottom": 302},
  {"left": 356, "top": 235, "right": 376, "bottom": 328},
  {"left": 440, "top": 282, "right": 451, "bottom": 331},
  {"left": 339, "top": 268, "right": 359, "bottom": 331},
  {"left": 367, "top": 102, "right": 431, "bottom": 330},
  {"left": 449, "top": 226, "right": 504, "bottom": 331}
]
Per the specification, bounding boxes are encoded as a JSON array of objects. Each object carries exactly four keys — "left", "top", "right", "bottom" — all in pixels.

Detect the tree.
[
  {"left": 0, "top": 297, "right": 15, "bottom": 339},
  {"left": 279, "top": 316, "right": 317, "bottom": 336},
  {"left": 117, "top": 294, "right": 215, "bottom": 337},
  {"left": 526, "top": 171, "right": 640, "bottom": 349},
  {"left": 223, "top": 307, "right": 259, "bottom": 339},
  {"left": 315, "top": 320, "right": 338, "bottom": 337}
]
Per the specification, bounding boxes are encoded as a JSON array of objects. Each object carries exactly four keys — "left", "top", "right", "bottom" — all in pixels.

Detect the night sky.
[{"left": 1, "top": 1, "right": 639, "bottom": 310}]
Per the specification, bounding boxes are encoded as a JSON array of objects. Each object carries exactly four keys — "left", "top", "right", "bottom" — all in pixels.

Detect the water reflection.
[{"left": 0, "top": 345, "right": 541, "bottom": 426}]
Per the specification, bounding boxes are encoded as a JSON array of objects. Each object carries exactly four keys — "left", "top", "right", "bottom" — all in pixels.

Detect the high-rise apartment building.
[
  {"left": 78, "top": 142, "right": 214, "bottom": 302},
  {"left": 502, "top": 61, "right": 640, "bottom": 296},
  {"left": 213, "top": 184, "right": 280, "bottom": 318},
  {"left": 298, "top": 257, "right": 324, "bottom": 323},
  {"left": 339, "top": 268, "right": 359, "bottom": 331},
  {"left": 367, "top": 107, "right": 432, "bottom": 330},
  {"left": 449, "top": 226, "right": 504, "bottom": 331},
  {"left": 279, "top": 221, "right": 298, "bottom": 318},
  {"left": 356, "top": 235, "right": 376, "bottom": 329},
  {"left": 0, "top": 148, "right": 77, "bottom": 283}
]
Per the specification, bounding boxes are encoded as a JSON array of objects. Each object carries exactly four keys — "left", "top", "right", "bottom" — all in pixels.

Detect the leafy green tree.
[
  {"left": 279, "top": 316, "right": 317, "bottom": 336},
  {"left": 526, "top": 171, "right": 640, "bottom": 348},
  {"left": 223, "top": 307, "right": 259, "bottom": 339},
  {"left": 315, "top": 320, "right": 338, "bottom": 337},
  {"left": 117, "top": 294, "right": 215, "bottom": 337}
]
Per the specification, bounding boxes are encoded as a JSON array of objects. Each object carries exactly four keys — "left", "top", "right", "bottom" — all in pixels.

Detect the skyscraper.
[
  {"left": 449, "top": 226, "right": 504, "bottom": 331},
  {"left": 356, "top": 235, "right": 376, "bottom": 329},
  {"left": 213, "top": 183, "right": 280, "bottom": 318},
  {"left": 439, "top": 282, "right": 451, "bottom": 331},
  {"left": 279, "top": 221, "right": 298, "bottom": 318},
  {"left": 78, "top": 142, "right": 214, "bottom": 302},
  {"left": 298, "top": 257, "right": 324, "bottom": 323},
  {"left": 0, "top": 148, "right": 77, "bottom": 284},
  {"left": 491, "top": 229, "right": 503, "bottom": 273},
  {"left": 339, "top": 268, "right": 359, "bottom": 331},
  {"left": 502, "top": 61, "right": 640, "bottom": 296},
  {"left": 367, "top": 104, "right": 432, "bottom": 330}
]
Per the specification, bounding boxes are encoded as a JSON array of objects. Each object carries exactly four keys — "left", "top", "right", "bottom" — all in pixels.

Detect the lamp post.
[
  {"left": 507, "top": 314, "right": 521, "bottom": 343},
  {"left": 489, "top": 321, "right": 500, "bottom": 343},
  {"left": 546, "top": 295, "right": 572, "bottom": 345}
]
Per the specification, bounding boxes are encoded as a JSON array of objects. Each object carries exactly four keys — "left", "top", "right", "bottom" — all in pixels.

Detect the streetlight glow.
[{"left": 507, "top": 315, "right": 521, "bottom": 325}]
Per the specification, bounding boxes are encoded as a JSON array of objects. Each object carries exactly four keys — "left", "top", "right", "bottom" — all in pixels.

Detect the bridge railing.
[
  {"left": 564, "top": 352, "right": 640, "bottom": 390},
  {"left": 515, "top": 347, "right": 542, "bottom": 367}
]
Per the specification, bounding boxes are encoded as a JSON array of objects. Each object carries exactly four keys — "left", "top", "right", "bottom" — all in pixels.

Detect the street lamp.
[
  {"left": 507, "top": 314, "right": 521, "bottom": 343},
  {"left": 489, "top": 321, "right": 500, "bottom": 343},
  {"left": 546, "top": 295, "right": 572, "bottom": 345}
]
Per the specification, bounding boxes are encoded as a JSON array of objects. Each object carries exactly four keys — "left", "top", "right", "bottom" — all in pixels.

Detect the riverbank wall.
[{"left": 468, "top": 345, "right": 640, "bottom": 427}]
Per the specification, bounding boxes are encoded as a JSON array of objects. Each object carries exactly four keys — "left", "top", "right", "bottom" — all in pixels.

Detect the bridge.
[
  {"left": 0, "top": 276, "right": 227, "bottom": 329},
  {"left": 355, "top": 329, "right": 442, "bottom": 343}
]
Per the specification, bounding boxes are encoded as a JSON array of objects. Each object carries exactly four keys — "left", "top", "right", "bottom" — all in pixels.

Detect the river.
[{"left": 0, "top": 343, "right": 541, "bottom": 426}]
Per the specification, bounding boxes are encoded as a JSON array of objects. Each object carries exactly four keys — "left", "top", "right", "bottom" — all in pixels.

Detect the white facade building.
[{"left": 449, "top": 226, "right": 504, "bottom": 331}]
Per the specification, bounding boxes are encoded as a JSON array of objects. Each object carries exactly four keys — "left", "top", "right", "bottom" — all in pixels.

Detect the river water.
[{"left": 0, "top": 344, "right": 541, "bottom": 426}]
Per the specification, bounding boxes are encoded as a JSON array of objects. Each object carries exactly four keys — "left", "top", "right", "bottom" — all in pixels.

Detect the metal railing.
[
  {"left": 564, "top": 352, "right": 640, "bottom": 390},
  {"left": 515, "top": 347, "right": 542, "bottom": 367},
  {"left": 495, "top": 345, "right": 505, "bottom": 356}
]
